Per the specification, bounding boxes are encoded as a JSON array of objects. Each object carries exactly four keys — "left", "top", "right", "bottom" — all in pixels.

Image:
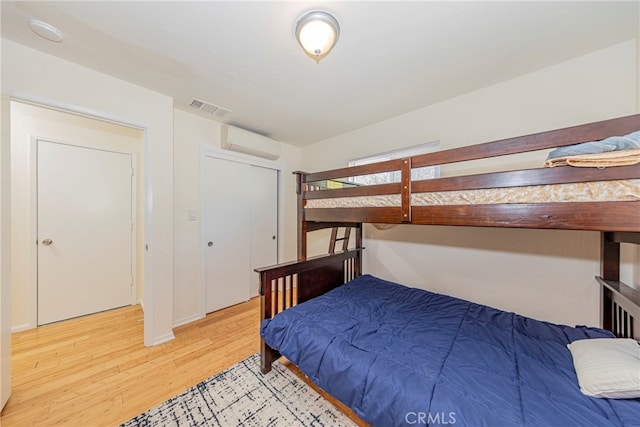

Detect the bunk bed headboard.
[{"left": 256, "top": 249, "right": 362, "bottom": 372}]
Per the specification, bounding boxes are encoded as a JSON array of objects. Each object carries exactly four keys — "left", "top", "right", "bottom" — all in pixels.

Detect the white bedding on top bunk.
[{"left": 305, "top": 179, "right": 640, "bottom": 208}]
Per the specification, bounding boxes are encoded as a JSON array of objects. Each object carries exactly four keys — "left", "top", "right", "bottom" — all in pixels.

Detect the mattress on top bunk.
[
  {"left": 260, "top": 275, "right": 640, "bottom": 427},
  {"left": 304, "top": 179, "right": 640, "bottom": 208}
]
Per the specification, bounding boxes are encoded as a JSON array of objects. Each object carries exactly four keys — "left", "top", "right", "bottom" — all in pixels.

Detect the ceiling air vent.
[{"left": 188, "top": 98, "right": 231, "bottom": 118}]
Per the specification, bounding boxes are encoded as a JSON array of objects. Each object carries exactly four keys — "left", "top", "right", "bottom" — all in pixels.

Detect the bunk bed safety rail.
[{"left": 297, "top": 114, "right": 640, "bottom": 230}]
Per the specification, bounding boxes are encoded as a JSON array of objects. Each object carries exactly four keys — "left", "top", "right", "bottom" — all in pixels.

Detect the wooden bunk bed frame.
[{"left": 257, "top": 114, "right": 640, "bottom": 374}]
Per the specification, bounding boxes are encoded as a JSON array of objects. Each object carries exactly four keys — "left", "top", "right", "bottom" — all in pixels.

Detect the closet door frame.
[{"left": 199, "top": 147, "right": 283, "bottom": 318}]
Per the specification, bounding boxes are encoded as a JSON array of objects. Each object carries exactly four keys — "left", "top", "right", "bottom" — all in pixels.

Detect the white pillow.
[{"left": 567, "top": 338, "right": 640, "bottom": 399}]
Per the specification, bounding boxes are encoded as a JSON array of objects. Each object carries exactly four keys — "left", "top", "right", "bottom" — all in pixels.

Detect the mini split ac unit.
[{"left": 220, "top": 124, "right": 281, "bottom": 160}]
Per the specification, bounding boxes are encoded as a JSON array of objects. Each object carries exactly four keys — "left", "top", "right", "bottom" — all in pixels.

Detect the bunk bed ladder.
[{"left": 329, "top": 227, "right": 351, "bottom": 254}]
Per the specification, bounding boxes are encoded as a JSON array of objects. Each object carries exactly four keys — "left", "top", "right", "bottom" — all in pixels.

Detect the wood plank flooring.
[
  {"left": 1, "top": 298, "right": 367, "bottom": 427},
  {"left": 2, "top": 299, "right": 261, "bottom": 426}
]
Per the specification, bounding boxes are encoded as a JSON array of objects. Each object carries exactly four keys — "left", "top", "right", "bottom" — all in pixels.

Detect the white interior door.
[
  {"left": 250, "top": 166, "right": 278, "bottom": 297},
  {"left": 37, "top": 141, "right": 133, "bottom": 325},
  {"left": 204, "top": 156, "right": 251, "bottom": 313}
]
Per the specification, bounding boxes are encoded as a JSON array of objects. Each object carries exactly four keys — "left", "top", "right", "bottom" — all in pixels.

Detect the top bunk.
[{"left": 296, "top": 114, "right": 640, "bottom": 232}]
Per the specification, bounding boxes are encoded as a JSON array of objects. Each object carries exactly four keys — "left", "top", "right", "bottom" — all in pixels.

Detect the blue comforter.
[
  {"left": 546, "top": 130, "right": 640, "bottom": 159},
  {"left": 261, "top": 275, "right": 640, "bottom": 426}
]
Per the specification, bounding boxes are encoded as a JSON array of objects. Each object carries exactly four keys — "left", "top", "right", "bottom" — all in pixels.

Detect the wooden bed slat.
[
  {"left": 305, "top": 202, "right": 640, "bottom": 231},
  {"left": 304, "top": 159, "right": 404, "bottom": 183},
  {"left": 411, "top": 164, "right": 640, "bottom": 193},
  {"left": 411, "top": 114, "right": 640, "bottom": 168},
  {"left": 256, "top": 249, "right": 363, "bottom": 289},
  {"left": 305, "top": 207, "right": 402, "bottom": 223},
  {"left": 305, "top": 182, "right": 401, "bottom": 200},
  {"left": 410, "top": 202, "right": 640, "bottom": 231},
  {"left": 306, "top": 221, "right": 361, "bottom": 232}
]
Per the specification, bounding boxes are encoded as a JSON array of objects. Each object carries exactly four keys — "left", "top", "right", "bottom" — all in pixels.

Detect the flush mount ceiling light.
[
  {"left": 295, "top": 10, "right": 340, "bottom": 63},
  {"left": 29, "top": 19, "right": 63, "bottom": 42}
]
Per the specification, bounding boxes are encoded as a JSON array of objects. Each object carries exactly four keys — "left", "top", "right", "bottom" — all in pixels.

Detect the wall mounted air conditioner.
[{"left": 220, "top": 124, "right": 281, "bottom": 160}]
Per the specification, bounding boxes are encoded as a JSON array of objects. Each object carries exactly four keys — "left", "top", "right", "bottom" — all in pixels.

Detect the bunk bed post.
[
  {"left": 295, "top": 171, "right": 308, "bottom": 261},
  {"left": 355, "top": 223, "right": 363, "bottom": 276},
  {"left": 401, "top": 157, "right": 412, "bottom": 223},
  {"left": 259, "top": 270, "right": 281, "bottom": 373},
  {"left": 601, "top": 232, "right": 620, "bottom": 281},
  {"left": 600, "top": 232, "right": 619, "bottom": 333}
]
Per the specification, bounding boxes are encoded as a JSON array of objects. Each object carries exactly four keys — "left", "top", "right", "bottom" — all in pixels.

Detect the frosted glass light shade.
[{"left": 295, "top": 11, "right": 340, "bottom": 63}]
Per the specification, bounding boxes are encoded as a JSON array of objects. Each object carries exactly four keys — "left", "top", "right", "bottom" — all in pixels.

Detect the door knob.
[
  {"left": 208, "top": 241, "right": 213, "bottom": 247},
  {"left": 42, "top": 239, "right": 53, "bottom": 246},
  {"left": 272, "top": 236, "right": 276, "bottom": 240}
]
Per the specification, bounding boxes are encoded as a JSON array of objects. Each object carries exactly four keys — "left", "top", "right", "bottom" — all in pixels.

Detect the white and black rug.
[{"left": 121, "top": 353, "right": 357, "bottom": 427}]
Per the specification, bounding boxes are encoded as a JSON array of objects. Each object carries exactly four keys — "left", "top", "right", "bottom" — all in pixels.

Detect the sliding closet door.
[
  {"left": 204, "top": 156, "right": 251, "bottom": 313},
  {"left": 204, "top": 156, "right": 278, "bottom": 312},
  {"left": 250, "top": 166, "right": 278, "bottom": 297}
]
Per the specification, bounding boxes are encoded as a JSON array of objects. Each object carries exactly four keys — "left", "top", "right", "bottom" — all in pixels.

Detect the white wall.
[
  {"left": 9, "top": 102, "right": 145, "bottom": 330},
  {"left": 172, "top": 109, "right": 301, "bottom": 325},
  {"left": 1, "top": 92, "right": 12, "bottom": 408},
  {"left": 301, "top": 39, "right": 639, "bottom": 327},
  {"left": 2, "top": 39, "right": 174, "bottom": 346}
]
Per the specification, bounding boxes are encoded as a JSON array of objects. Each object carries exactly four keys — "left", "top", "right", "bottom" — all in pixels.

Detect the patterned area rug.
[{"left": 121, "top": 353, "right": 357, "bottom": 426}]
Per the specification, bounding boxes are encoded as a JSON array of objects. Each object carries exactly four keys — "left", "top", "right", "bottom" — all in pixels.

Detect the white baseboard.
[
  {"left": 151, "top": 332, "right": 175, "bottom": 347},
  {"left": 11, "top": 323, "right": 31, "bottom": 333},
  {"left": 173, "top": 312, "right": 205, "bottom": 328},
  {"left": 12, "top": 303, "right": 146, "bottom": 334}
]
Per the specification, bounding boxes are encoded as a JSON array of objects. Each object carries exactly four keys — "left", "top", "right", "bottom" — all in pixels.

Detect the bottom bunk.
[{"left": 256, "top": 234, "right": 640, "bottom": 426}]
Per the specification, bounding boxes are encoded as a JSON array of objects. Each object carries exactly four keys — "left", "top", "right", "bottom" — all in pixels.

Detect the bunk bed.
[{"left": 256, "top": 114, "right": 640, "bottom": 426}]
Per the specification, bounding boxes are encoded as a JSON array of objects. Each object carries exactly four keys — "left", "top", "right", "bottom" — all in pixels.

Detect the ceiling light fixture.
[
  {"left": 295, "top": 11, "right": 340, "bottom": 63},
  {"left": 29, "top": 19, "right": 63, "bottom": 43}
]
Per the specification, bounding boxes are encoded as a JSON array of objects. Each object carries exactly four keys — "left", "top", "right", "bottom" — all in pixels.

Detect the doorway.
[{"left": 10, "top": 101, "right": 144, "bottom": 329}]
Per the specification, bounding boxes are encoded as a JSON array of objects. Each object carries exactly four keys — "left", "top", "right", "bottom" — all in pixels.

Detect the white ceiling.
[{"left": 2, "top": 1, "right": 638, "bottom": 146}]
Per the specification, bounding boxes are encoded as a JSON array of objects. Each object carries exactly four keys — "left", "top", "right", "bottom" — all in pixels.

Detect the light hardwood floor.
[
  {"left": 1, "top": 298, "right": 367, "bottom": 427},
  {"left": 1, "top": 299, "right": 261, "bottom": 426}
]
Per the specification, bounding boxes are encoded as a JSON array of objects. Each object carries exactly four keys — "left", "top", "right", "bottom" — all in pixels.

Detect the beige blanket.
[{"left": 544, "top": 148, "right": 640, "bottom": 168}]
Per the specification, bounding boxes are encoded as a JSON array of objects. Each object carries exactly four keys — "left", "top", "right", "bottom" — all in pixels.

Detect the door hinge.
[{"left": 131, "top": 167, "right": 135, "bottom": 177}]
